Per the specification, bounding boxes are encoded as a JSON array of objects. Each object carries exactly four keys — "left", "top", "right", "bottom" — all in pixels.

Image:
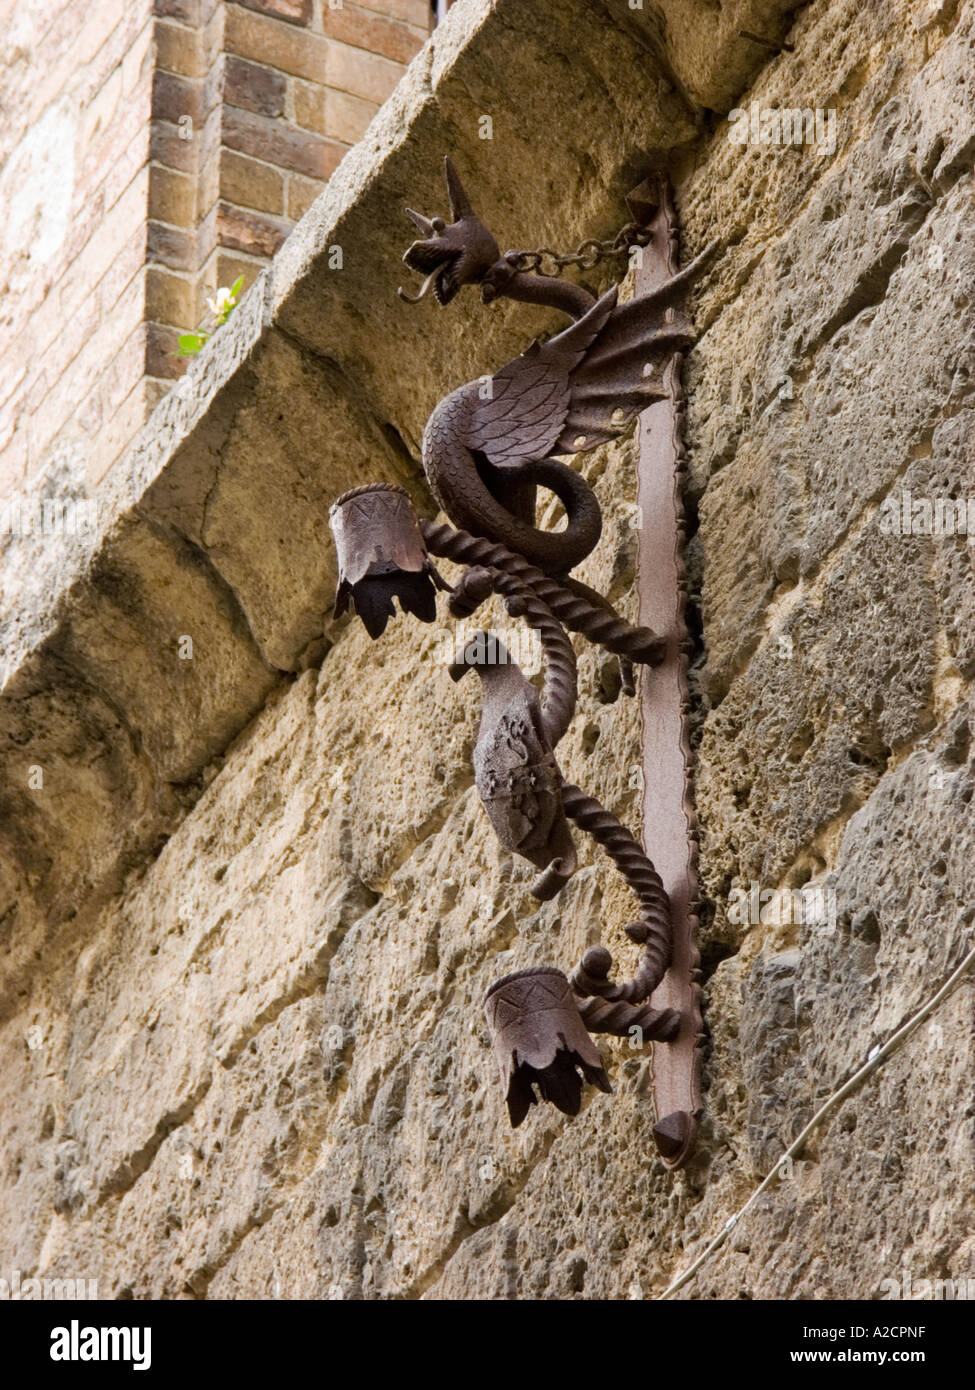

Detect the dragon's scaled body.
[
  {"left": 409, "top": 170, "right": 707, "bottom": 575},
  {"left": 330, "top": 159, "right": 713, "bottom": 1131},
  {"left": 396, "top": 158, "right": 713, "bottom": 901}
]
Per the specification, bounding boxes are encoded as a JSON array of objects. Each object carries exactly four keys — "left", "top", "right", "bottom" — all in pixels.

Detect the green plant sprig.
[{"left": 177, "top": 276, "right": 245, "bottom": 356}]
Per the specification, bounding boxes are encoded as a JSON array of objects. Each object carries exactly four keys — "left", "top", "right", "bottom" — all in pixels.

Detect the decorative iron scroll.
[{"left": 329, "top": 159, "right": 711, "bottom": 1156}]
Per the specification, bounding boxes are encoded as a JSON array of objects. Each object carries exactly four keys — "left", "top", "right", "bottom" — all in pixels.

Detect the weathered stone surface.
[
  {"left": 0, "top": 0, "right": 713, "bottom": 925},
  {"left": 2, "top": 0, "right": 974, "bottom": 1304}
]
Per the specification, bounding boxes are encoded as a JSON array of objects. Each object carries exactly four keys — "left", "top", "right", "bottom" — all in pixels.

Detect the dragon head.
[{"left": 400, "top": 157, "right": 500, "bottom": 305}]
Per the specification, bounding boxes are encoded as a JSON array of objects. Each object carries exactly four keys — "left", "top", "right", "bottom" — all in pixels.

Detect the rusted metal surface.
[
  {"left": 577, "top": 991, "right": 680, "bottom": 1041},
  {"left": 400, "top": 158, "right": 500, "bottom": 305},
  {"left": 446, "top": 563, "right": 578, "bottom": 748},
  {"left": 422, "top": 520, "right": 665, "bottom": 670},
  {"left": 400, "top": 156, "right": 713, "bottom": 578},
  {"left": 483, "top": 967, "right": 612, "bottom": 1128},
  {"left": 451, "top": 628, "right": 578, "bottom": 903},
  {"left": 328, "top": 162, "right": 710, "bottom": 1136},
  {"left": 446, "top": 559, "right": 580, "bottom": 900},
  {"left": 329, "top": 482, "right": 446, "bottom": 638},
  {"left": 631, "top": 176, "right": 706, "bottom": 1168},
  {"left": 562, "top": 783, "right": 671, "bottom": 1004}
]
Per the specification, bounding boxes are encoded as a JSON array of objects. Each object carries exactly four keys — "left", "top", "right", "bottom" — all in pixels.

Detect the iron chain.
[{"left": 507, "top": 222, "right": 653, "bottom": 279}]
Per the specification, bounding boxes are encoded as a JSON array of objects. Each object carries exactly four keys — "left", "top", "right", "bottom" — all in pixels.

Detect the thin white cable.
[{"left": 658, "top": 940, "right": 975, "bottom": 1300}]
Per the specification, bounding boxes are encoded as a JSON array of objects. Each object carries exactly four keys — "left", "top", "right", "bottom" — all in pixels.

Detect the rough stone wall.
[
  {"left": 677, "top": 0, "right": 975, "bottom": 1298},
  {"left": 0, "top": 0, "right": 973, "bottom": 1300}
]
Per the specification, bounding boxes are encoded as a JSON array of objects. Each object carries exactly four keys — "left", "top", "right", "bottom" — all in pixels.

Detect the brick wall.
[
  {"left": 0, "top": 0, "right": 430, "bottom": 502},
  {"left": 0, "top": 1, "right": 155, "bottom": 499},
  {"left": 147, "top": 0, "right": 431, "bottom": 405}
]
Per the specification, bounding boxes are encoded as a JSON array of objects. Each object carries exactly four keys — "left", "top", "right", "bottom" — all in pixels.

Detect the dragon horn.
[
  {"left": 443, "top": 156, "right": 474, "bottom": 219},
  {"left": 404, "top": 207, "right": 436, "bottom": 234}
]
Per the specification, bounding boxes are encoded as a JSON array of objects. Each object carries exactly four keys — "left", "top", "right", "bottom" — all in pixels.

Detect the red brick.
[
  {"left": 325, "top": 41, "right": 401, "bottom": 105},
  {"left": 25, "top": 370, "right": 51, "bottom": 419},
  {"left": 122, "top": 19, "right": 156, "bottom": 97},
  {"left": 223, "top": 106, "right": 343, "bottom": 179},
  {"left": 216, "top": 250, "right": 264, "bottom": 288},
  {"left": 155, "top": 18, "right": 204, "bottom": 78},
  {"left": 224, "top": 55, "right": 287, "bottom": 116},
  {"left": 101, "top": 122, "right": 153, "bottom": 213},
  {"left": 58, "top": 189, "right": 108, "bottom": 289},
  {"left": 237, "top": 0, "right": 312, "bottom": 25},
  {"left": 359, "top": 0, "right": 431, "bottom": 24},
  {"left": 321, "top": 5, "right": 425, "bottom": 66},
  {"left": 225, "top": 5, "right": 328, "bottom": 81},
  {"left": 98, "top": 266, "right": 147, "bottom": 354},
  {"left": 73, "top": 10, "right": 143, "bottom": 105},
  {"left": 152, "top": 69, "right": 203, "bottom": 126},
  {"left": 217, "top": 202, "right": 292, "bottom": 257},
  {"left": 146, "top": 266, "right": 196, "bottom": 326},
  {"left": 81, "top": 66, "right": 123, "bottom": 157},
  {"left": 149, "top": 94, "right": 219, "bottom": 171},
  {"left": 0, "top": 399, "right": 25, "bottom": 477},
  {"left": 198, "top": 104, "right": 224, "bottom": 161},
  {"left": 30, "top": 292, "right": 101, "bottom": 397},
  {"left": 26, "top": 8, "right": 129, "bottom": 138},
  {"left": 87, "top": 380, "right": 154, "bottom": 488},
  {"left": 146, "top": 322, "right": 186, "bottom": 380},
  {"left": 148, "top": 219, "right": 198, "bottom": 272},
  {"left": 80, "top": 64, "right": 149, "bottom": 202},
  {"left": 324, "top": 88, "right": 378, "bottom": 144},
  {"left": 101, "top": 323, "right": 148, "bottom": 418},
  {"left": 200, "top": 2, "right": 225, "bottom": 65},
  {"left": 99, "top": 225, "right": 149, "bottom": 317},
  {"left": 149, "top": 164, "right": 196, "bottom": 226},
  {"left": 0, "top": 360, "right": 28, "bottom": 425},
  {"left": 29, "top": 342, "right": 104, "bottom": 462},
  {"left": 201, "top": 61, "right": 225, "bottom": 121},
  {"left": 220, "top": 150, "right": 286, "bottom": 215},
  {"left": 286, "top": 173, "right": 321, "bottom": 221},
  {"left": 154, "top": 1, "right": 200, "bottom": 22},
  {"left": 292, "top": 78, "right": 326, "bottom": 134},
  {"left": 198, "top": 149, "right": 222, "bottom": 222},
  {"left": 145, "top": 379, "right": 175, "bottom": 414},
  {"left": 150, "top": 121, "right": 197, "bottom": 173},
  {"left": 0, "top": 0, "right": 434, "bottom": 498},
  {"left": 59, "top": 170, "right": 150, "bottom": 322},
  {"left": 0, "top": 429, "right": 28, "bottom": 498},
  {"left": 196, "top": 203, "right": 221, "bottom": 269}
]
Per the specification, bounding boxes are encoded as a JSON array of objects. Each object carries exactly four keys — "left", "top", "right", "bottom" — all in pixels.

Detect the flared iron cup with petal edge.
[{"left": 483, "top": 966, "right": 611, "bottom": 1127}]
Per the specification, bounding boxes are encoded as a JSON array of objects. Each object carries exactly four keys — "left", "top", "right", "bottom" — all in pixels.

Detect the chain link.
[{"left": 506, "top": 222, "right": 653, "bottom": 279}]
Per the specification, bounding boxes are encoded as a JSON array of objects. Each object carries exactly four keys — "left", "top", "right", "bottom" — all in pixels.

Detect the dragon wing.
[
  {"left": 554, "top": 275, "right": 696, "bottom": 452},
  {"left": 461, "top": 287, "right": 618, "bottom": 468},
  {"left": 462, "top": 263, "right": 697, "bottom": 468}
]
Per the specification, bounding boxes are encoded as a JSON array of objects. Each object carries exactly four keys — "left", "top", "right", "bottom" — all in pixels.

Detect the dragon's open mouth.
[
  {"left": 401, "top": 239, "right": 464, "bottom": 305},
  {"left": 398, "top": 157, "right": 500, "bottom": 306}
]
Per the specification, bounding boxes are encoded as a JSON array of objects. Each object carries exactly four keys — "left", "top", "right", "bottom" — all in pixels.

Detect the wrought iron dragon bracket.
[{"left": 329, "top": 159, "right": 713, "bottom": 1166}]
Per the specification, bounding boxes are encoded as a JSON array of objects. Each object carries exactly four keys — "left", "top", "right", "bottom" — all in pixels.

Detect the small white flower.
[{"left": 206, "top": 285, "right": 236, "bottom": 316}]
